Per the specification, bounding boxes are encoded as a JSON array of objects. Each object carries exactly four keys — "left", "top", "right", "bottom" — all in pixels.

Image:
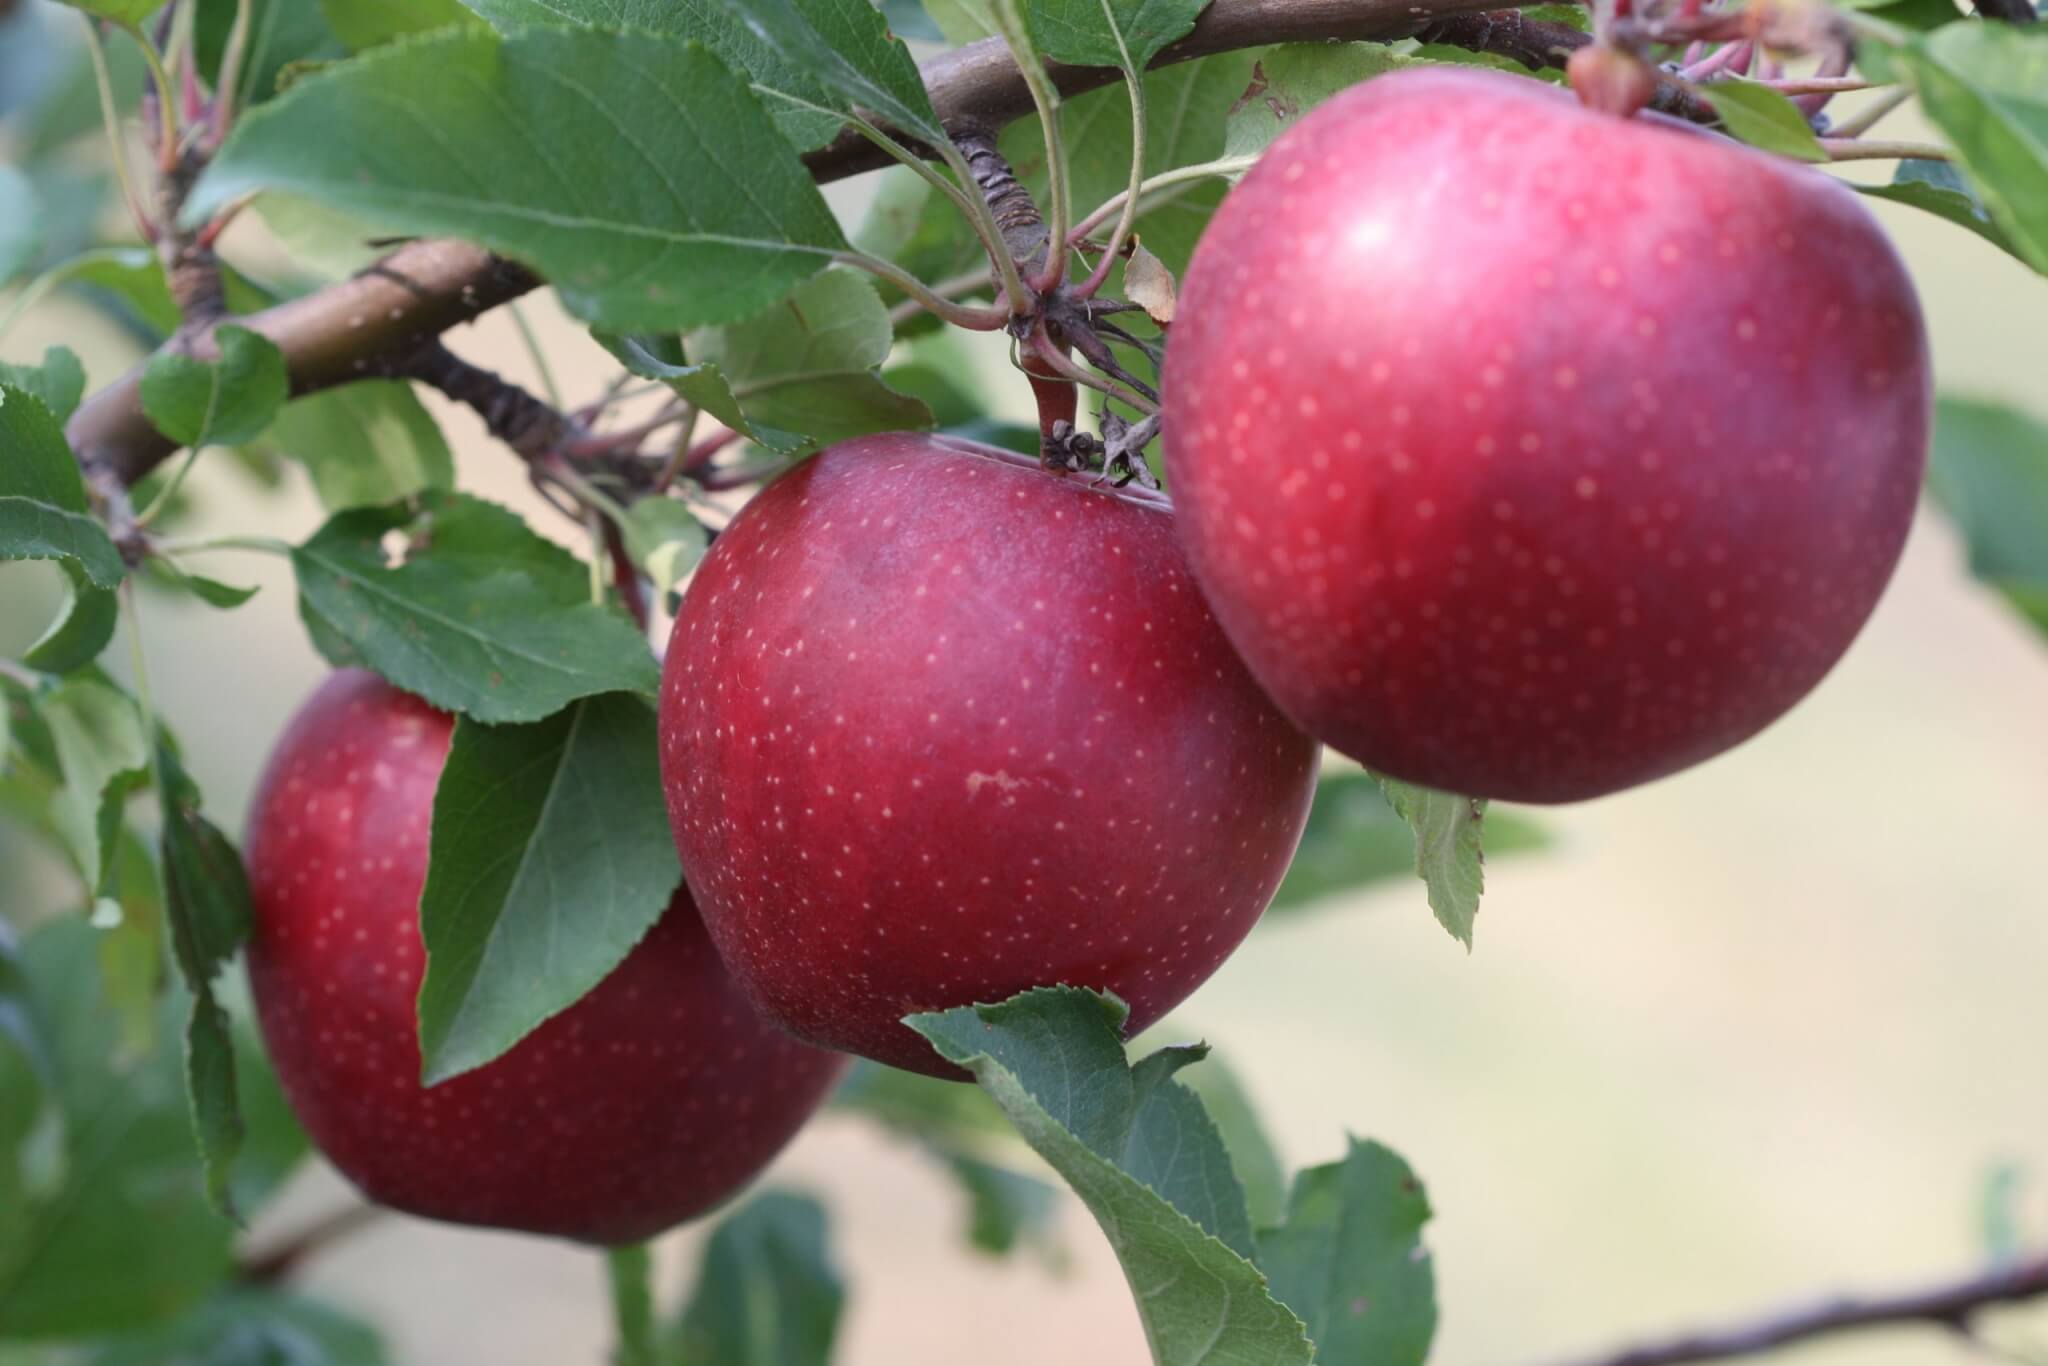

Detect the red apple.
[
  {"left": 659, "top": 433, "right": 1319, "bottom": 1077},
  {"left": 1162, "top": 67, "right": 1930, "bottom": 803},
  {"left": 244, "top": 669, "right": 847, "bottom": 1244}
]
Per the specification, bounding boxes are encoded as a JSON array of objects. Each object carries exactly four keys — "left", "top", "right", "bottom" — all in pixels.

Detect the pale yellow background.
[{"left": 2, "top": 78, "right": 2045, "bottom": 1366}]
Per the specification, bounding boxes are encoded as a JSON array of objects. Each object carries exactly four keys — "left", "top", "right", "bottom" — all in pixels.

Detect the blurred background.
[{"left": 3, "top": 0, "right": 2046, "bottom": 1361}]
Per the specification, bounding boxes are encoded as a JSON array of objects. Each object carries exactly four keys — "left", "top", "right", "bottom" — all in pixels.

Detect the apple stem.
[{"left": 1022, "top": 342, "right": 1081, "bottom": 442}]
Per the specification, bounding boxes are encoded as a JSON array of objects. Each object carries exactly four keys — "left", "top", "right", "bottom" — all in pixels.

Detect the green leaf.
[
  {"left": 53, "top": 0, "right": 164, "bottom": 26},
  {"left": 1007, "top": 52, "right": 1263, "bottom": 276},
  {"left": 1223, "top": 45, "right": 1424, "bottom": 164},
  {"left": 1173, "top": 1047, "right": 1286, "bottom": 1230},
  {"left": 188, "top": 28, "right": 849, "bottom": 331},
  {"left": 1258, "top": 1139, "right": 1437, "bottom": 1366},
  {"left": 416, "top": 693, "right": 681, "bottom": 1083},
  {"left": 1700, "top": 80, "right": 1827, "bottom": 161},
  {"left": 290, "top": 491, "right": 660, "bottom": 723},
  {"left": 181, "top": 994, "right": 244, "bottom": 1222},
  {"left": 1887, "top": 22, "right": 2048, "bottom": 274},
  {"left": 322, "top": 0, "right": 484, "bottom": 47},
  {"left": 88, "top": 1288, "right": 388, "bottom": 1365},
  {"left": 948, "top": 1152, "right": 1062, "bottom": 1257},
  {"left": 456, "top": 0, "right": 844, "bottom": 150},
  {"left": 140, "top": 325, "right": 291, "bottom": 450},
  {"left": 266, "top": 380, "right": 455, "bottom": 510},
  {"left": 1846, "top": 0, "right": 1963, "bottom": 30},
  {"left": 39, "top": 677, "right": 150, "bottom": 895},
  {"left": 1859, "top": 158, "right": 2027, "bottom": 263},
  {"left": 157, "top": 740, "right": 254, "bottom": 991},
  {"left": 196, "top": 0, "right": 349, "bottom": 109},
  {"left": 880, "top": 0, "right": 944, "bottom": 41},
  {"left": 22, "top": 561, "right": 117, "bottom": 675},
  {"left": 0, "top": 920, "right": 237, "bottom": 1338},
  {"left": 593, "top": 331, "right": 757, "bottom": 445},
  {"left": 687, "top": 269, "right": 933, "bottom": 450},
  {"left": 1373, "top": 775, "right": 1490, "bottom": 948},
  {"left": 0, "top": 347, "right": 87, "bottom": 424},
  {"left": 1272, "top": 770, "right": 1547, "bottom": 915},
  {"left": 673, "top": 1191, "right": 845, "bottom": 1366},
  {"left": 156, "top": 740, "right": 255, "bottom": 1218},
  {"left": 1927, "top": 396, "right": 2048, "bottom": 636},
  {"left": 148, "top": 558, "right": 262, "bottom": 609},
  {"left": 1025, "top": 0, "right": 1205, "bottom": 70},
  {"left": 909, "top": 989, "right": 1314, "bottom": 1366},
  {"left": 714, "top": 0, "right": 945, "bottom": 144},
  {"left": 832, "top": 1059, "right": 1067, "bottom": 1258},
  {"left": 882, "top": 359, "right": 1038, "bottom": 452},
  {"left": 0, "top": 385, "right": 125, "bottom": 590},
  {"left": 0, "top": 166, "right": 40, "bottom": 288},
  {"left": 620, "top": 498, "right": 708, "bottom": 596},
  {"left": 851, "top": 165, "right": 992, "bottom": 330}
]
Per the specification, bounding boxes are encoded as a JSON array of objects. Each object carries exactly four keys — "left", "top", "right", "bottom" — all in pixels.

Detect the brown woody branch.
[
  {"left": 1972, "top": 0, "right": 2036, "bottom": 22},
  {"left": 62, "top": 0, "right": 1514, "bottom": 492},
  {"left": 1529, "top": 1253, "right": 2048, "bottom": 1366},
  {"left": 1414, "top": 11, "right": 1717, "bottom": 123}
]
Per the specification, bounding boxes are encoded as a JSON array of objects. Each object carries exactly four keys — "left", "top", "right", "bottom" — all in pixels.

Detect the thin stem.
[
  {"left": 1526, "top": 1252, "right": 2048, "bottom": 1366},
  {"left": 1077, "top": 65, "right": 1149, "bottom": 298},
  {"left": 650, "top": 405, "right": 702, "bottom": 494},
  {"left": 584, "top": 510, "right": 607, "bottom": 606},
  {"left": 850, "top": 110, "right": 1033, "bottom": 317},
  {"left": 237, "top": 1205, "right": 388, "bottom": 1283},
  {"left": 153, "top": 533, "right": 292, "bottom": 556},
  {"left": 1069, "top": 155, "right": 1255, "bottom": 245},
  {"left": 935, "top": 140, "right": 1036, "bottom": 316},
  {"left": 1736, "top": 76, "right": 1881, "bottom": 95},
  {"left": 887, "top": 267, "right": 997, "bottom": 326},
  {"left": 121, "top": 583, "right": 160, "bottom": 785},
  {"left": 81, "top": 18, "right": 155, "bottom": 242},
  {"left": 122, "top": 22, "right": 181, "bottom": 175},
  {"left": 551, "top": 462, "right": 631, "bottom": 525},
  {"left": 1821, "top": 138, "right": 1951, "bottom": 162},
  {"left": 507, "top": 302, "right": 563, "bottom": 409},
  {"left": 989, "top": 0, "right": 1068, "bottom": 290},
  {"left": 211, "top": 0, "right": 255, "bottom": 144},
  {"left": 605, "top": 1245, "right": 657, "bottom": 1366},
  {"left": 1027, "top": 329, "right": 1158, "bottom": 416},
  {"left": 132, "top": 445, "right": 204, "bottom": 527},
  {"left": 833, "top": 251, "right": 1008, "bottom": 330},
  {"left": 1829, "top": 86, "right": 1914, "bottom": 139},
  {"left": 750, "top": 82, "right": 1032, "bottom": 317}
]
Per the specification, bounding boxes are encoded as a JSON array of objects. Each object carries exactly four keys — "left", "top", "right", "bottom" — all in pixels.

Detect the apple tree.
[{"left": 2, "top": 0, "right": 2046, "bottom": 1360}]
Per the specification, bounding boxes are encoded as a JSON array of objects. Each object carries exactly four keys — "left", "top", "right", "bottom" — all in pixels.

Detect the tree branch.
[
  {"left": 1527, "top": 1253, "right": 2048, "bottom": 1366},
  {"left": 1413, "top": 11, "right": 1717, "bottom": 123},
  {"left": 55, "top": 0, "right": 1566, "bottom": 492},
  {"left": 68, "top": 241, "right": 539, "bottom": 486},
  {"left": 1972, "top": 0, "right": 2036, "bottom": 23}
]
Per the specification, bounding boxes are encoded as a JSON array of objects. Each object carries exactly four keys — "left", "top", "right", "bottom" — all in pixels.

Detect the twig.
[
  {"left": 1821, "top": 137, "right": 1952, "bottom": 161},
  {"left": 403, "top": 343, "right": 578, "bottom": 461},
  {"left": 1829, "top": 86, "right": 1914, "bottom": 138},
  {"left": 1973, "top": 0, "right": 2036, "bottom": 22},
  {"left": 66, "top": 0, "right": 1548, "bottom": 495},
  {"left": 1415, "top": 11, "right": 1717, "bottom": 122},
  {"left": 236, "top": 1204, "right": 388, "bottom": 1284},
  {"left": 1524, "top": 1253, "right": 2048, "bottom": 1366}
]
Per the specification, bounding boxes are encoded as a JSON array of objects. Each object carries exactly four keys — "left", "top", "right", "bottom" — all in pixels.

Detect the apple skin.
[
  {"left": 244, "top": 669, "right": 848, "bottom": 1244},
  {"left": 659, "top": 433, "right": 1319, "bottom": 1077},
  {"left": 1162, "top": 67, "right": 1930, "bottom": 803}
]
